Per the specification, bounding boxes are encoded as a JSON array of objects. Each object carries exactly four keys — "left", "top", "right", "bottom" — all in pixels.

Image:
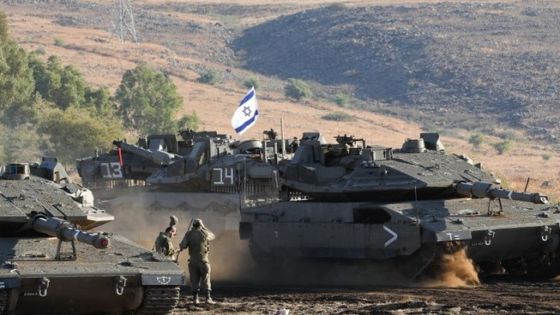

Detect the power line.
[{"left": 111, "top": 0, "right": 138, "bottom": 43}]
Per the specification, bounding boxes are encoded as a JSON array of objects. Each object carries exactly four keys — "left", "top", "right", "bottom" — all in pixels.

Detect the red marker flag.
[{"left": 117, "top": 147, "right": 124, "bottom": 166}]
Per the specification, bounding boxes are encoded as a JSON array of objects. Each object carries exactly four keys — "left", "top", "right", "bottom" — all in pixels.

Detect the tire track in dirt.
[{"left": 172, "top": 279, "right": 560, "bottom": 314}]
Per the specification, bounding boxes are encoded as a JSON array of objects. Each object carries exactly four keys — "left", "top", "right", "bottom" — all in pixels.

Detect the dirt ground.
[{"left": 173, "top": 278, "right": 560, "bottom": 314}]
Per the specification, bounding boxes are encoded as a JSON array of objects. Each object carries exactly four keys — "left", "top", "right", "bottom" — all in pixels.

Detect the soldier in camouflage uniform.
[
  {"left": 154, "top": 226, "right": 177, "bottom": 258},
  {"left": 179, "top": 218, "right": 216, "bottom": 304}
]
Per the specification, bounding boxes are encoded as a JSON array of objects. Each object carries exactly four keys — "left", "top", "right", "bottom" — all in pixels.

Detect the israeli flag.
[{"left": 231, "top": 87, "right": 259, "bottom": 134}]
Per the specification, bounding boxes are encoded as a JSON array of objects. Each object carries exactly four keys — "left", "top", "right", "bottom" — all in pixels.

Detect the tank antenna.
[
  {"left": 281, "top": 117, "right": 286, "bottom": 160},
  {"left": 524, "top": 177, "right": 531, "bottom": 193},
  {"left": 414, "top": 186, "right": 420, "bottom": 225}
]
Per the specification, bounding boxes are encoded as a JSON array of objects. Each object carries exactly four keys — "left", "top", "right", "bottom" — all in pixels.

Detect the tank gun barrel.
[
  {"left": 113, "top": 140, "right": 175, "bottom": 165},
  {"left": 32, "top": 216, "right": 110, "bottom": 249},
  {"left": 455, "top": 181, "right": 548, "bottom": 204}
]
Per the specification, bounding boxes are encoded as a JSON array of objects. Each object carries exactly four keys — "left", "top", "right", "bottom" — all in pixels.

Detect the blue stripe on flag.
[
  {"left": 234, "top": 110, "right": 259, "bottom": 133},
  {"left": 239, "top": 90, "right": 255, "bottom": 107}
]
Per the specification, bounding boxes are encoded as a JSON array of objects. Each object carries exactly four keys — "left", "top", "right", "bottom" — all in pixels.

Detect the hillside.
[
  {"left": 0, "top": 0, "right": 558, "bottom": 200},
  {"left": 234, "top": 2, "right": 560, "bottom": 142}
]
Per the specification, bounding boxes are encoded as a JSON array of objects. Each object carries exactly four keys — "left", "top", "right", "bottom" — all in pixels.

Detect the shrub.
[
  {"left": 468, "top": 134, "right": 484, "bottom": 148},
  {"left": 542, "top": 154, "right": 551, "bottom": 161},
  {"left": 285, "top": 78, "right": 312, "bottom": 100},
  {"left": 197, "top": 69, "right": 219, "bottom": 85},
  {"left": 493, "top": 140, "right": 512, "bottom": 155},
  {"left": 243, "top": 77, "right": 260, "bottom": 90},
  {"left": 176, "top": 112, "right": 200, "bottom": 131},
  {"left": 321, "top": 111, "right": 354, "bottom": 122},
  {"left": 54, "top": 38, "right": 64, "bottom": 47},
  {"left": 34, "top": 47, "right": 46, "bottom": 55},
  {"left": 335, "top": 93, "right": 351, "bottom": 107}
]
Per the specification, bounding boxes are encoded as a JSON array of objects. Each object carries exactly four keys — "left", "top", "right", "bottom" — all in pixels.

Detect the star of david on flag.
[{"left": 231, "top": 86, "right": 259, "bottom": 134}]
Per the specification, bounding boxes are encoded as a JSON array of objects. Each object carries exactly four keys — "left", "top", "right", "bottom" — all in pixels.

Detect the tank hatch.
[{"left": 2, "top": 163, "right": 31, "bottom": 180}]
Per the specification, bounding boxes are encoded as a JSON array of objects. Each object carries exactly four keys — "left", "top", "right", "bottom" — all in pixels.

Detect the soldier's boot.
[
  {"left": 205, "top": 290, "right": 216, "bottom": 304},
  {"left": 192, "top": 291, "right": 200, "bottom": 305}
]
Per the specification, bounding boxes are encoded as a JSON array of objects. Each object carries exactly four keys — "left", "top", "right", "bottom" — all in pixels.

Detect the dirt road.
[
  {"left": 170, "top": 279, "right": 560, "bottom": 314},
  {"left": 172, "top": 277, "right": 560, "bottom": 314}
]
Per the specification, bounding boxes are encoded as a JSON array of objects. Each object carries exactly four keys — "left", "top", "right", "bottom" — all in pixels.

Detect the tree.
[
  {"left": 115, "top": 63, "right": 183, "bottom": 134},
  {"left": 1, "top": 123, "right": 45, "bottom": 163},
  {"left": 54, "top": 65, "right": 86, "bottom": 109},
  {"left": 84, "top": 87, "right": 115, "bottom": 117},
  {"left": 0, "top": 36, "right": 35, "bottom": 113},
  {"left": 38, "top": 107, "right": 123, "bottom": 163},
  {"left": 0, "top": 11, "right": 8, "bottom": 42}
]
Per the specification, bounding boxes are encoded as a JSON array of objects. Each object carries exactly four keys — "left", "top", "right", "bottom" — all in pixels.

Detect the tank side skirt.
[{"left": 0, "top": 290, "right": 7, "bottom": 315}]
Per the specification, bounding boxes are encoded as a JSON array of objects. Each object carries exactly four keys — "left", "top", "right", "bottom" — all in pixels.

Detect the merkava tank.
[
  {"left": 0, "top": 158, "right": 184, "bottom": 315},
  {"left": 239, "top": 132, "right": 560, "bottom": 280},
  {"left": 146, "top": 128, "right": 290, "bottom": 193},
  {"left": 78, "top": 129, "right": 294, "bottom": 237},
  {"left": 76, "top": 130, "right": 200, "bottom": 189}
]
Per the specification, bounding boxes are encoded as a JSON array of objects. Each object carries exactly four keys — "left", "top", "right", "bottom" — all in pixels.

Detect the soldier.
[
  {"left": 154, "top": 226, "right": 177, "bottom": 258},
  {"left": 179, "top": 218, "right": 216, "bottom": 304}
]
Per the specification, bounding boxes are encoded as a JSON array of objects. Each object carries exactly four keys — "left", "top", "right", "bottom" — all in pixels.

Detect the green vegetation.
[
  {"left": 38, "top": 107, "right": 123, "bottom": 162},
  {"left": 0, "top": 14, "right": 200, "bottom": 164},
  {"left": 468, "top": 134, "right": 484, "bottom": 148},
  {"left": 321, "top": 111, "right": 354, "bottom": 121},
  {"left": 244, "top": 77, "right": 260, "bottom": 90},
  {"left": 176, "top": 112, "right": 201, "bottom": 131},
  {"left": 542, "top": 154, "right": 551, "bottom": 161},
  {"left": 53, "top": 38, "right": 64, "bottom": 47},
  {"left": 285, "top": 78, "right": 312, "bottom": 101},
  {"left": 115, "top": 63, "right": 183, "bottom": 134},
  {"left": 197, "top": 69, "right": 220, "bottom": 85},
  {"left": 335, "top": 93, "right": 351, "bottom": 107},
  {"left": 493, "top": 140, "right": 512, "bottom": 155}
]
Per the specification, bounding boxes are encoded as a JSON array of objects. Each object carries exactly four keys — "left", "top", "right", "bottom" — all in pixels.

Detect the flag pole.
[{"left": 281, "top": 117, "right": 286, "bottom": 160}]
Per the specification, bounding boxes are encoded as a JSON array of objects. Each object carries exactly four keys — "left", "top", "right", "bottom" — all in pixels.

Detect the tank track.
[
  {"left": 0, "top": 290, "right": 7, "bottom": 315},
  {"left": 135, "top": 286, "right": 180, "bottom": 315}
]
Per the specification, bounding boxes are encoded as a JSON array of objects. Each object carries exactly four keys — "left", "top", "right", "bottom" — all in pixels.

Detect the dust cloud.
[
  {"left": 96, "top": 191, "right": 256, "bottom": 282},
  {"left": 422, "top": 248, "right": 480, "bottom": 288}
]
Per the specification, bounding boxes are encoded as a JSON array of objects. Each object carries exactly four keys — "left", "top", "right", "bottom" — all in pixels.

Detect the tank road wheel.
[
  {"left": 502, "top": 257, "right": 527, "bottom": 276},
  {"left": 0, "top": 290, "right": 8, "bottom": 315},
  {"left": 399, "top": 243, "right": 438, "bottom": 281},
  {"left": 525, "top": 251, "right": 560, "bottom": 279},
  {"left": 135, "top": 286, "right": 180, "bottom": 315}
]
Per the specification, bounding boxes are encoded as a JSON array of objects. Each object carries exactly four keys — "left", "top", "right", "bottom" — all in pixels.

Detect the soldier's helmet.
[{"left": 193, "top": 218, "right": 203, "bottom": 228}]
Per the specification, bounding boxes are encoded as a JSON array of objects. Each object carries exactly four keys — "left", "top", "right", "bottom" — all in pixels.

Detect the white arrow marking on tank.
[{"left": 383, "top": 225, "right": 398, "bottom": 247}]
